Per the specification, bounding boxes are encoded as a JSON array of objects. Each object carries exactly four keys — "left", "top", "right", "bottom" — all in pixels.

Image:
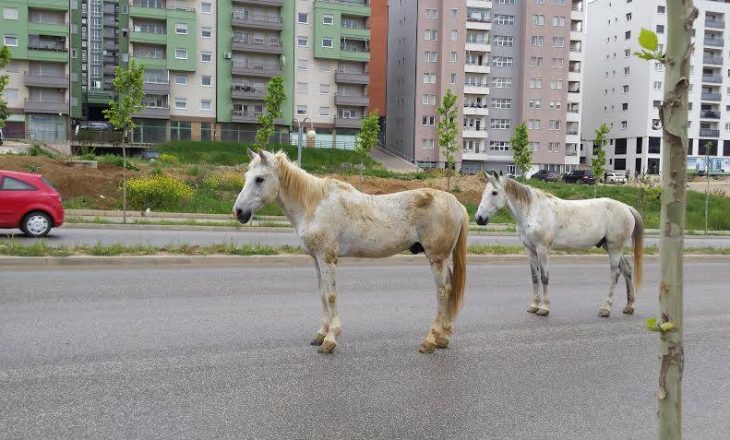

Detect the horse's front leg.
[
  {"left": 598, "top": 251, "right": 622, "bottom": 318},
  {"left": 619, "top": 256, "right": 636, "bottom": 315},
  {"left": 315, "top": 254, "right": 341, "bottom": 354},
  {"left": 310, "top": 257, "right": 329, "bottom": 346},
  {"left": 527, "top": 249, "right": 541, "bottom": 314},
  {"left": 420, "top": 259, "right": 451, "bottom": 354},
  {"left": 535, "top": 246, "right": 550, "bottom": 316}
]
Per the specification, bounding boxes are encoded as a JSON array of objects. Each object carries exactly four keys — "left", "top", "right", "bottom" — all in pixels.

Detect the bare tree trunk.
[{"left": 657, "top": 1, "right": 696, "bottom": 438}]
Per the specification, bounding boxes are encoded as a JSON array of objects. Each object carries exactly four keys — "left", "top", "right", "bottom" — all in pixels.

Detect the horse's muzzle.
[
  {"left": 235, "top": 208, "right": 252, "bottom": 224},
  {"left": 475, "top": 215, "right": 489, "bottom": 226}
]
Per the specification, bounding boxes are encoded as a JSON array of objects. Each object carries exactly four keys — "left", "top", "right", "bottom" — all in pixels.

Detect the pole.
[
  {"left": 122, "top": 142, "right": 127, "bottom": 224},
  {"left": 705, "top": 149, "right": 709, "bottom": 235},
  {"left": 297, "top": 120, "right": 303, "bottom": 167}
]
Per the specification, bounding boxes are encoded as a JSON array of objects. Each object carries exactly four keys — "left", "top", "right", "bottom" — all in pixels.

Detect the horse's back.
[{"left": 548, "top": 197, "right": 636, "bottom": 250}]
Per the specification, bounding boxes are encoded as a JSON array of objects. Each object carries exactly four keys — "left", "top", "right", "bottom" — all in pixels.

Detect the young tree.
[
  {"left": 0, "top": 45, "right": 11, "bottom": 131},
  {"left": 254, "top": 76, "right": 286, "bottom": 150},
  {"left": 104, "top": 59, "right": 145, "bottom": 224},
  {"left": 592, "top": 123, "right": 610, "bottom": 196},
  {"left": 636, "top": 3, "right": 697, "bottom": 436},
  {"left": 436, "top": 89, "right": 459, "bottom": 190},
  {"left": 510, "top": 123, "right": 531, "bottom": 178},
  {"left": 355, "top": 110, "right": 380, "bottom": 181}
]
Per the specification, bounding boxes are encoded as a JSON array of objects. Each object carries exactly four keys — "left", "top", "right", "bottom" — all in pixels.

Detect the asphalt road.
[
  {"left": 2, "top": 225, "right": 730, "bottom": 249},
  {"left": 1, "top": 260, "right": 728, "bottom": 439}
]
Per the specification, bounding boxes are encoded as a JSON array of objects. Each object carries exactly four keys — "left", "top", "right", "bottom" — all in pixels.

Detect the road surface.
[
  {"left": 2, "top": 225, "right": 730, "bottom": 249},
  {"left": 1, "top": 260, "right": 728, "bottom": 439}
]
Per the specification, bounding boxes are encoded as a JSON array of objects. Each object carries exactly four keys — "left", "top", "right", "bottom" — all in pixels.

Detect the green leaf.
[
  {"left": 646, "top": 317, "right": 659, "bottom": 332},
  {"left": 659, "top": 322, "right": 674, "bottom": 332},
  {"left": 638, "top": 28, "right": 659, "bottom": 51}
]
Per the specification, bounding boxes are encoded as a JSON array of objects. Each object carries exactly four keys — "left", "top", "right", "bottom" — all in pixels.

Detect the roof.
[{"left": 0, "top": 169, "right": 43, "bottom": 180}]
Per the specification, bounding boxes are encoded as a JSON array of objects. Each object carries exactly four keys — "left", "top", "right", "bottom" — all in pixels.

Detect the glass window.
[
  {"left": 201, "top": 52, "right": 212, "bottom": 62},
  {"left": 201, "top": 99, "right": 212, "bottom": 111},
  {"left": 298, "top": 13, "right": 308, "bottom": 24},
  {"left": 3, "top": 8, "right": 18, "bottom": 19},
  {"left": 1, "top": 177, "right": 36, "bottom": 190},
  {"left": 175, "top": 23, "right": 188, "bottom": 34},
  {"left": 297, "top": 36, "right": 308, "bottom": 47},
  {"left": 175, "top": 75, "right": 187, "bottom": 85},
  {"left": 322, "top": 37, "right": 333, "bottom": 48},
  {"left": 4, "top": 35, "right": 18, "bottom": 46},
  {"left": 201, "top": 27, "right": 212, "bottom": 38},
  {"left": 323, "top": 15, "right": 334, "bottom": 25},
  {"left": 200, "top": 2, "right": 212, "bottom": 13},
  {"left": 175, "top": 98, "right": 187, "bottom": 110},
  {"left": 201, "top": 76, "right": 212, "bottom": 86},
  {"left": 175, "top": 48, "right": 188, "bottom": 59},
  {"left": 201, "top": 122, "right": 212, "bottom": 141}
]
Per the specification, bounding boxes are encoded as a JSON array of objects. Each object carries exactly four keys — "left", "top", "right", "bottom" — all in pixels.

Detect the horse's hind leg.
[
  {"left": 527, "top": 249, "right": 541, "bottom": 314},
  {"left": 310, "top": 258, "right": 329, "bottom": 346},
  {"left": 315, "top": 254, "right": 341, "bottom": 354},
  {"left": 420, "top": 259, "right": 451, "bottom": 353},
  {"left": 619, "top": 256, "right": 636, "bottom": 314},
  {"left": 599, "top": 251, "right": 622, "bottom": 317},
  {"left": 535, "top": 246, "right": 550, "bottom": 316}
]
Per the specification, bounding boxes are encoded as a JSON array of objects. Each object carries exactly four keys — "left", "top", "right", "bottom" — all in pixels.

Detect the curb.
[{"left": 2, "top": 253, "right": 730, "bottom": 270}]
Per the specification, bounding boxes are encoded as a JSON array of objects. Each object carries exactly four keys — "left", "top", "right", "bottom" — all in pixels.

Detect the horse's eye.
[
  {"left": 492, "top": 190, "right": 498, "bottom": 196},
  {"left": 255, "top": 176, "right": 265, "bottom": 184}
]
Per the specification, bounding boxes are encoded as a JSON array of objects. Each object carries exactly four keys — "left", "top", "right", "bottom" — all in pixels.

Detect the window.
[
  {"left": 296, "top": 82, "right": 308, "bottom": 93},
  {"left": 552, "top": 58, "right": 564, "bottom": 68},
  {"left": 175, "top": 98, "right": 187, "bottom": 110},
  {"left": 624, "top": 67, "right": 630, "bottom": 75},
  {"left": 527, "top": 119, "right": 541, "bottom": 129},
  {"left": 322, "top": 37, "right": 333, "bottom": 48},
  {"left": 175, "top": 23, "right": 188, "bottom": 34},
  {"left": 201, "top": 27, "right": 212, "bottom": 38},
  {"left": 297, "top": 36, "right": 309, "bottom": 47},
  {"left": 422, "top": 115, "right": 436, "bottom": 126},
  {"left": 495, "top": 15, "right": 515, "bottom": 25},
  {"left": 1, "top": 177, "right": 35, "bottom": 190},
  {"left": 451, "top": 30, "right": 458, "bottom": 41},
  {"left": 319, "top": 106, "right": 329, "bottom": 116},
  {"left": 528, "top": 99, "right": 542, "bottom": 109},
  {"left": 552, "top": 16, "right": 565, "bottom": 27},
  {"left": 621, "top": 121, "right": 628, "bottom": 129},
  {"left": 489, "top": 141, "right": 510, "bottom": 151},
  {"left": 491, "top": 119, "right": 511, "bottom": 129},
  {"left": 657, "top": 25, "right": 664, "bottom": 34},
  {"left": 530, "top": 78, "right": 543, "bottom": 89},
  {"left": 529, "top": 142, "right": 540, "bottom": 151},
  {"left": 625, "top": 31, "right": 631, "bottom": 40},
  {"left": 323, "top": 14, "right": 334, "bottom": 25},
  {"left": 199, "top": 1, "right": 212, "bottom": 13},
  {"left": 494, "top": 35, "right": 514, "bottom": 46},
  {"left": 450, "top": 51, "right": 458, "bottom": 62},
  {"left": 422, "top": 94, "right": 436, "bottom": 105},
  {"left": 175, "top": 48, "right": 188, "bottom": 59},
  {"left": 319, "top": 83, "right": 330, "bottom": 94},
  {"left": 423, "top": 73, "right": 437, "bottom": 84},
  {"left": 425, "top": 8, "right": 439, "bottom": 19},
  {"left": 298, "top": 13, "right": 308, "bottom": 24},
  {"left": 624, "top": 49, "right": 631, "bottom": 57},
  {"left": 297, "top": 105, "right": 307, "bottom": 115},
  {"left": 657, "top": 5, "right": 665, "bottom": 13},
  {"left": 201, "top": 52, "right": 212, "bottom": 62},
  {"left": 5, "top": 88, "right": 18, "bottom": 103},
  {"left": 3, "top": 35, "right": 18, "bottom": 47},
  {"left": 550, "top": 80, "right": 563, "bottom": 89},
  {"left": 201, "top": 99, "right": 212, "bottom": 111},
  {"left": 422, "top": 139, "right": 435, "bottom": 149},
  {"left": 623, "top": 85, "right": 630, "bottom": 93},
  {"left": 424, "top": 51, "right": 437, "bottom": 62},
  {"left": 654, "top": 81, "right": 662, "bottom": 90},
  {"left": 3, "top": 8, "right": 18, "bottom": 19},
  {"left": 548, "top": 142, "right": 561, "bottom": 152},
  {"left": 622, "top": 103, "right": 628, "bottom": 111},
  {"left": 450, "top": 73, "right": 457, "bottom": 84},
  {"left": 491, "top": 98, "right": 512, "bottom": 109},
  {"left": 492, "top": 77, "right": 512, "bottom": 88},
  {"left": 531, "top": 57, "right": 544, "bottom": 67},
  {"left": 451, "top": 8, "right": 458, "bottom": 17},
  {"left": 175, "top": 75, "right": 187, "bottom": 85},
  {"left": 424, "top": 30, "right": 438, "bottom": 41},
  {"left": 548, "top": 120, "right": 561, "bottom": 130},
  {"left": 531, "top": 35, "right": 544, "bottom": 46},
  {"left": 492, "top": 56, "right": 513, "bottom": 67},
  {"left": 552, "top": 37, "right": 565, "bottom": 47},
  {"left": 533, "top": 15, "right": 545, "bottom": 26},
  {"left": 201, "top": 75, "right": 212, "bottom": 86},
  {"left": 549, "top": 101, "right": 561, "bottom": 110}
]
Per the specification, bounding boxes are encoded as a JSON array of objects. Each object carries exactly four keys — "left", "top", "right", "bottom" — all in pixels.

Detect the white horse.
[
  {"left": 475, "top": 172, "right": 643, "bottom": 317},
  {"left": 233, "top": 150, "right": 469, "bottom": 354}
]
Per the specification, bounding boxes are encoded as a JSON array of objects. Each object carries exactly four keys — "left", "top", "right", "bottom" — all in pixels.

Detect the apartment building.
[
  {"left": 1, "top": 0, "right": 71, "bottom": 142},
  {"left": 292, "top": 0, "right": 371, "bottom": 148},
  {"left": 582, "top": 0, "right": 730, "bottom": 176},
  {"left": 386, "top": 0, "right": 586, "bottom": 174},
  {"left": 369, "top": 0, "right": 386, "bottom": 120}
]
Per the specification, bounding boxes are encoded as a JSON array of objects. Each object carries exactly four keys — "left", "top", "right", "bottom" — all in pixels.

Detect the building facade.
[
  {"left": 582, "top": 0, "right": 730, "bottom": 176},
  {"left": 386, "top": 0, "right": 586, "bottom": 174}
]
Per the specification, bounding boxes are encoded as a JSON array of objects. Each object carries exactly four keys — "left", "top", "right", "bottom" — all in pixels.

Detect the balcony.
[
  {"left": 134, "top": 106, "right": 170, "bottom": 119},
  {"left": 24, "top": 99, "right": 68, "bottom": 114},
  {"left": 700, "top": 128, "right": 720, "bottom": 137},
  {"left": 232, "top": 0, "right": 283, "bottom": 5},
  {"left": 231, "top": 110, "right": 262, "bottom": 123},
  {"left": 28, "top": 41, "right": 66, "bottom": 52},
  {"left": 700, "top": 110, "right": 720, "bottom": 119},
  {"left": 705, "top": 18, "right": 725, "bottom": 29},
  {"left": 702, "top": 74, "right": 722, "bottom": 83},
  {"left": 703, "top": 54, "right": 723, "bottom": 65},
  {"left": 701, "top": 91, "right": 722, "bottom": 101},
  {"left": 704, "top": 37, "right": 724, "bottom": 48},
  {"left": 143, "top": 81, "right": 170, "bottom": 94},
  {"left": 24, "top": 72, "right": 68, "bottom": 88},
  {"left": 232, "top": 38, "right": 283, "bottom": 54},
  {"left": 463, "top": 105, "right": 489, "bottom": 116},
  {"left": 231, "top": 13, "right": 283, "bottom": 30},
  {"left": 334, "top": 117, "right": 363, "bottom": 129},
  {"left": 231, "top": 62, "right": 282, "bottom": 77},
  {"left": 464, "top": 62, "right": 490, "bottom": 74},
  {"left": 463, "top": 84, "right": 489, "bottom": 95},
  {"left": 231, "top": 85, "right": 266, "bottom": 100},
  {"left": 334, "top": 93, "right": 369, "bottom": 106},
  {"left": 335, "top": 71, "right": 369, "bottom": 84}
]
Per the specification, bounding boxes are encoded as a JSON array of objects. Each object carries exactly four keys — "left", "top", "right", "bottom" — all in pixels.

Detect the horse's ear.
[
  {"left": 481, "top": 170, "right": 489, "bottom": 181},
  {"left": 247, "top": 148, "right": 257, "bottom": 160},
  {"left": 258, "top": 150, "right": 270, "bottom": 165}
]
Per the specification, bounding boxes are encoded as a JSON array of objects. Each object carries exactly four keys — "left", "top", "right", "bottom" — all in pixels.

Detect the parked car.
[
  {"left": 563, "top": 169, "right": 596, "bottom": 185},
  {"left": 530, "top": 170, "right": 562, "bottom": 182},
  {"left": 141, "top": 149, "right": 160, "bottom": 161},
  {"left": 0, "top": 170, "right": 64, "bottom": 237},
  {"left": 605, "top": 172, "right": 627, "bottom": 184}
]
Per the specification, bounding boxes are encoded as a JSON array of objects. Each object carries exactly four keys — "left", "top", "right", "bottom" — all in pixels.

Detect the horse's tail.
[
  {"left": 630, "top": 206, "right": 644, "bottom": 291},
  {"left": 449, "top": 205, "right": 469, "bottom": 320}
]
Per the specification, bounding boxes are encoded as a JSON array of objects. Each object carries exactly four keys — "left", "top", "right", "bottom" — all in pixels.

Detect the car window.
[{"left": 0, "top": 176, "right": 37, "bottom": 191}]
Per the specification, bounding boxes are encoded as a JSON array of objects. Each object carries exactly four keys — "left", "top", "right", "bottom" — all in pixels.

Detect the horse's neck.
[
  {"left": 504, "top": 182, "right": 532, "bottom": 227},
  {"left": 275, "top": 162, "right": 326, "bottom": 228}
]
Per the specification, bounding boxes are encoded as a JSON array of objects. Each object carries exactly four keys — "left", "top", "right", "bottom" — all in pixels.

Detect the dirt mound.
[
  {"left": 0, "top": 156, "right": 136, "bottom": 208},
  {"left": 332, "top": 174, "right": 485, "bottom": 205}
]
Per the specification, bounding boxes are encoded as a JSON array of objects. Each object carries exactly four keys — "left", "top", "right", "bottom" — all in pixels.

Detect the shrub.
[
  {"left": 127, "top": 174, "right": 193, "bottom": 210},
  {"left": 158, "top": 153, "right": 180, "bottom": 164},
  {"left": 98, "top": 154, "right": 139, "bottom": 170},
  {"left": 28, "top": 143, "right": 56, "bottom": 158},
  {"left": 203, "top": 170, "right": 244, "bottom": 191}
]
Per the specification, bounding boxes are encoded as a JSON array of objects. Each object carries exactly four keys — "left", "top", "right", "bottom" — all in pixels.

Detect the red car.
[{"left": 0, "top": 170, "right": 64, "bottom": 237}]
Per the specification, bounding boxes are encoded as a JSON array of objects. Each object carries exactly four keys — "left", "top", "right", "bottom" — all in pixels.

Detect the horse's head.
[
  {"left": 475, "top": 171, "right": 506, "bottom": 226},
  {"left": 233, "top": 149, "right": 280, "bottom": 224}
]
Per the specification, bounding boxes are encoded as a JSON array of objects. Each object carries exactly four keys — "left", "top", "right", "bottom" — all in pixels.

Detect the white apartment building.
[{"left": 582, "top": 0, "right": 730, "bottom": 176}]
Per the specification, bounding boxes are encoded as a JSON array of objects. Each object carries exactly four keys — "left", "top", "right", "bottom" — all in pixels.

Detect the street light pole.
[
  {"left": 292, "top": 117, "right": 314, "bottom": 167},
  {"left": 705, "top": 146, "right": 710, "bottom": 235}
]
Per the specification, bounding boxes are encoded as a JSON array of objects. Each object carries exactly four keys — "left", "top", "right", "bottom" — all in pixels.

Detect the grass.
[{"left": 3, "top": 241, "right": 730, "bottom": 258}]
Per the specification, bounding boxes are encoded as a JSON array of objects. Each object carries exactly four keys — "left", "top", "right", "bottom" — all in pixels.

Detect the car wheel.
[{"left": 21, "top": 211, "right": 52, "bottom": 238}]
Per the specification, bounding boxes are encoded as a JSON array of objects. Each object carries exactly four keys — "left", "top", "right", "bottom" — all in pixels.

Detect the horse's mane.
[
  {"left": 273, "top": 152, "right": 330, "bottom": 215},
  {"left": 503, "top": 178, "right": 553, "bottom": 212}
]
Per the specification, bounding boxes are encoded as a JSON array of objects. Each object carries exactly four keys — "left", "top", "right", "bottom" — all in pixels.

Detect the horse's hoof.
[
  {"left": 318, "top": 341, "right": 336, "bottom": 354},
  {"left": 536, "top": 308, "right": 550, "bottom": 316},
  {"left": 623, "top": 305, "right": 635, "bottom": 315},
  {"left": 598, "top": 309, "right": 611, "bottom": 318},
  {"left": 419, "top": 341, "right": 436, "bottom": 354},
  {"left": 435, "top": 335, "right": 450, "bottom": 349},
  {"left": 310, "top": 334, "right": 325, "bottom": 346},
  {"left": 527, "top": 306, "right": 540, "bottom": 313}
]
